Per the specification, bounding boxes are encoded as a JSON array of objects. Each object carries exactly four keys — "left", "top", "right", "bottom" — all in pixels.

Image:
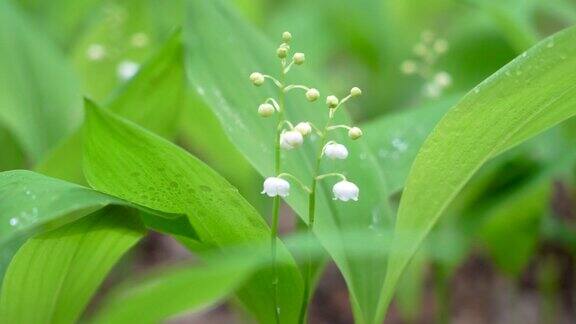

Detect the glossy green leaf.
[
  {"left": 93, "top": 256, "right": 254, "bottom": 324},
  {"left": 82, "top": 101, "right": 303, "bottom": 323},
  {"left": 0, "top": 207, "right": 145, "bottom": 324},
  {"left": 184, "top": 1, "right": 392, "bottom": 322},
  {"left": 380, "top": 25, "right": 576, "bottom": 319},
  {"left": 0, "top": 170, "right": 122, "bottom": 247},
  {"left": 0, "top": 1, "right": 82, "bottom": 162},
  {"left": 36, "top": 33, "right": 186, "bottom": 184}
]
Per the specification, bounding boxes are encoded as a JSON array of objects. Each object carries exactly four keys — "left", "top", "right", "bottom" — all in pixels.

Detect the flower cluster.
[
  {"left": 250, "top": 32, "right": 363, "bottom": 202},
  {"left": 400, "top": 30, "right": 452, "bottom": 98}
]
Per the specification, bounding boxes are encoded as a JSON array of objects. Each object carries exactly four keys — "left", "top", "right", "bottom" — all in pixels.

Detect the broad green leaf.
[
  {"left": 93, "top": 256, "right": 254, "bottom": 324},
  {"left": 0, "top": 170, "right": 187, "bottom": 281},
  {"left": 36, "top": 33, "right": 186, "bottom": 184},
  {"left": 0, "top": 170, "right": 122, "bottom": 247},
  {"left": 363, "top": 95, "right": 461, "bottom": 193},
  {"left": 82, "top": 101, "right": 304, "bottom": 323},
  {"left": 0, "top": 207, "right": 145, "bottom": 324},
  {"left": 0, "top": 1, "right": 82, "bottom": 162},
  {"left": 184, "top": 1, "right": 392, "bottom": 322},
  {"left": 380, "top": 26, "right": 576, "bottom": 320}
]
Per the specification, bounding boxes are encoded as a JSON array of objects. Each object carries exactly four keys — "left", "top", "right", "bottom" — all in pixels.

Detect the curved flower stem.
[
  {"left": 284, "top": 84, "right": 310, "bottom": 93},
  {"left": 270, "top": 59, "right": 287, "bottom": 324},
  {"left": 264, "top": 74, "right": 283, "bottom": 88},
  {"left": 316, "top": 173, "right": 347, "bottom": 181},
  {"left": 298, "top": 111, "right": 336, "bottom": 324},
  {"left": 327, "top": 124, "right": 351, "bottom": 131},
  {"left": 277, "top": 173, "right": 312, "bottom": 193}
]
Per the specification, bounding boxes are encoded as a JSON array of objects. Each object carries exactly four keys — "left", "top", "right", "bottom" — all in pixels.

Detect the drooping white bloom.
[
  {"left": 348, "top": 127, "right": 363, "bottom": 140},
  {"left": 250, "top": 72, "right": 265, "bottom": 86},
  {"left": 332, "top": 180, "right": 359, "bottom": 201},
  {"left": 86, "top": 44, "right": 106, "bottom": 61},
  {"left": 280, "top": 130, "right": 304, "bottom": 149},
  {"left": 258, "top": 103, "right": 274, "bottom": 117},
  {"left": 261, "top": 177, "right": 290, "bottom": 197},
  {"left": 326, "top": 95, "right": 339, "bottom": 108},
  {"left": 324, "top": 142, "right": 348, "bottom": 159},
  {"left": 117, "top": 60, "right": 140, "bottom": 81},
  {"left": 305, "top": 88, "right": 320, "bottom": 102},
  {"left": 295, "top": 122, "right": 312, "bottom": 136},
  {"left": 293, "top": 52, "right": 305, "bottom": 65},
  {"left": 350, "top": 87, "right": 362, "bottom": 97}
]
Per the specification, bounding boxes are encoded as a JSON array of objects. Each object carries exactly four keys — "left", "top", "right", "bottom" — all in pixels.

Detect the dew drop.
[{"left": 9, "top": 218, "right": 18, "bottom": 226}]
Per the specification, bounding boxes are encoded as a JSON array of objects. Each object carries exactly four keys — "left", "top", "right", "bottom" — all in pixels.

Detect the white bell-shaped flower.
[
  {"left": 280, "top": 130, "right": 304, "bottom": 150},
  {"left": 324, "top": 142, "right": 348, "bottom": 159},
  {"left": 332, "top": 180, "right": 359, "bottom": 202},
  {"left": 261, "top": 177, "right": 290, "bottom": 197}
]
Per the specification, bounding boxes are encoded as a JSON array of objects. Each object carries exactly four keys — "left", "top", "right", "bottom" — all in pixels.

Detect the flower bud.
[
  {"left": 258, "top": 103, "right": 274, "bottom": 117},
  {"left": 305, "top": 88, "right": 320, "bottom": 102},
  {"left": 250, "top": 72, "right": 265, "bottom": 86},
  {"left": 333, "top": 180, "right": 359, "bottom": 201},
  {"left": 350, "top": 87, "right": 362, "bottom": 97},
  {"left": 293, "top": 52, "right": 305, "bottom": 65},
  {"left": 282, "top": 31, "right": 292, "bottom": 42},
  {"left": 348, "top": 127, "right": 363, "bottom": 140},
  {"left": 280, "top": 130, "right": 304, "bottom": 150},
  {"left": 326, "top": 95, "right": 339, "bottom": 108},
  {"left": 295, "top": 122, "right": 312, "bottom": 136},
  {"left": 277, "top": 46, "right": 288, "bottom": 59},
  {"left": 262, "top": 177, "right": 290, "bottom": 197},
  {"left": 324, "top": 143, "right": 348, "bottom": 160}
]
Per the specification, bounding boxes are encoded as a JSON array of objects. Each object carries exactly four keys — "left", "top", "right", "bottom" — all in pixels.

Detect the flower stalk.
[{"left": 250, "top": 31, "right": 364, "bottom": 324}]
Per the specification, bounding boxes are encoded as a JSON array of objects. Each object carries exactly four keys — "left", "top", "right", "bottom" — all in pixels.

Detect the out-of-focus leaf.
[
  {"left": 0, "top": 1, "right": 82, "bottom": 162},
  {"left": 0, "top": 127, "right": 25, "bottom": 171},
  {"left": 0, "top": 207, "right": 144, "bottom": 324},
  {"left": 184, "top": 1, "right": 393, "bottom": 322},
  {"left": 92, "top": 256, "right": 255, "bottom": 324},
  {"left": 36, "top": 33, "right": 186, "bottom": 184},
  {"left": 363, "top": 95, "right": 461, "bottom": 193},
  {"left": 380, "top": 26, "right": 576, "bottom": 320},
  {"left": 82, "top": 102, "right": 304, "bottom": 323},
  {"left": 15, "top": 0, "right": 102, "bottom": 48}
]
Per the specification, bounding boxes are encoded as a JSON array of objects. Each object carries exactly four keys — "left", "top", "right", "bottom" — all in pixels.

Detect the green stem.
[
  {"left": 298, "top": 115, "right": 333, "bottom": 324},
  {"left": 270, "top": 64, "right": 286, "bottom": 324}
]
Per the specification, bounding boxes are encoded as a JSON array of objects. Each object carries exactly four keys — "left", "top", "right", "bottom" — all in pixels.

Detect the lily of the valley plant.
[{"left": 250, "top": 31, "right": 363, "bottom": 323}]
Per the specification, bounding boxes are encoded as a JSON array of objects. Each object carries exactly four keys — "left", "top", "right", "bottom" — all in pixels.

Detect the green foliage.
[
  {"left": 0, "top": 208, "right": 144, "bottom": 324},
  {"left": 0, "top": 1, "right": 82, "bottom": 162},
  {"left": 381, "top": 25, "right": 576, "bottom": 318},
  {"left": 185, "top": 1, "right": 392, "bottom": 322},
  {"left": 82, "top": 101, "right": 304, "bottom": 323},
  {"left": 93, "top": 255, "right": 255, "bottom": 324}
]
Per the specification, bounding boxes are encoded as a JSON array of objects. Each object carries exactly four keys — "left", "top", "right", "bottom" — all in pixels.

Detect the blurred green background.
[{"left": 1, "top": 0, "right": 576, "bottom": 323}]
